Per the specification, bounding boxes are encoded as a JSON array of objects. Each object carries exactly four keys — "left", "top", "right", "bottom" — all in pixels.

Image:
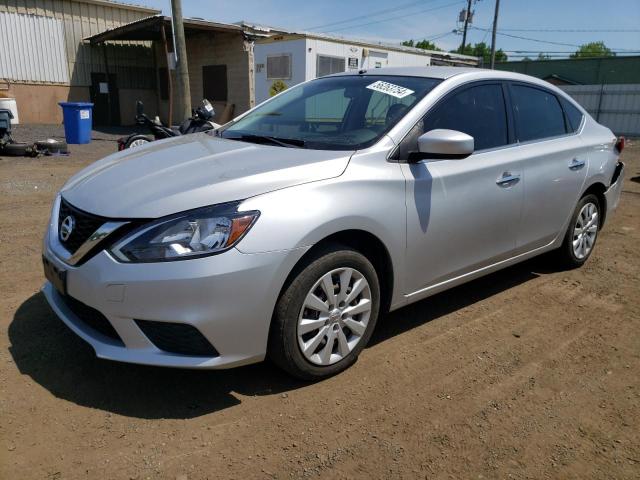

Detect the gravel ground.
[
  {"left": 8, "top": 124, "right": 136, "bottom": 143},
  {"left": 0, "top": 131, "right": 639, "bottom": 479}
]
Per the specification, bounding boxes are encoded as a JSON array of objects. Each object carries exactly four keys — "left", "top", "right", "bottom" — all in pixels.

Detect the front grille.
[
  {"left": 61, "top": 295, "right": 123, "bottom": 344},
  {"left": 135, "top": 320, "right": 219, "bottom": 357},
  {"left": 58, "top": 198, "right": 107, "bottom": 254}
]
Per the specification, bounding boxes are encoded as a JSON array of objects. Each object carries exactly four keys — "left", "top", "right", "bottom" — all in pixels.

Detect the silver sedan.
[{"left": 42, "top": 67, "right": 625, "bottom": 379}]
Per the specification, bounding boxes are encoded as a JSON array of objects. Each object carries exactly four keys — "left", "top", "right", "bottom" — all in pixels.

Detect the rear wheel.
[
  {"left": 268, "top": 245, "right": 380, "bottom": 380},
  {"left": 557, "top": 194, "right": 601, "bottom": 268},
  {"left": 125, "top": 135, "right": 152, "bottom": 148}
]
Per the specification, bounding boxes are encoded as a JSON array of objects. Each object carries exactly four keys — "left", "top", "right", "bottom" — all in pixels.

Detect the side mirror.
[
  {"left": 136, "top": 101, "right": 144, "bottom": 116},
  {"left": 414, "top": 129, "right": 474, "bottom": 161}
]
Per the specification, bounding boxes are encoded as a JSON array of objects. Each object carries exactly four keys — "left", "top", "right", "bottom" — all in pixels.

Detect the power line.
[
  {"left": 470, "top": 27, "right": 639, "bottom": 51},
  {"left": 305, "top": 0, "right": 428, "bottom": 31},
  {"left": 426, "top": 30, "right": 456, "bottom": 41},
  {"left": 471, "top": 27, "right": 639, "bottom": 51},
  {"left": 471, "top": 27, "right": 583, "bottom": 47},
  {"left": 325, "top": 0, "right": 465, "bottom": 33},
  {"left": 479, "top": 27, "right": 640, "bottom": 33}
]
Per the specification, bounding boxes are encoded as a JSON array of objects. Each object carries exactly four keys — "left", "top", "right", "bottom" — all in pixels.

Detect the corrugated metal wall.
[
  {"left": 560, "top": 84, "right": 640, "bottom": 137},
  {"left": 0, "top": 0, "right": 157, "bottom": 86},
  {"left": 0, "top": 12, "right": 69, "bottom": 83}
]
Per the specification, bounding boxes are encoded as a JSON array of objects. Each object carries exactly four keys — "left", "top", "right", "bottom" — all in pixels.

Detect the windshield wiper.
[{"left": 233, "top": 134, "right": 305, "bottom": 148}]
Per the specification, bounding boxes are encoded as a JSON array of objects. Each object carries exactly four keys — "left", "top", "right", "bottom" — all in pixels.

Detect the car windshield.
[{"left": 219, "top": 75, "right": 441, "bottom": 150}]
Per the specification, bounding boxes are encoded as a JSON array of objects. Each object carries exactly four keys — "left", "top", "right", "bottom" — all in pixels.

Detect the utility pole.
[
  {"left": 489, "top": 0, "right": 501, "bottom": 69},
  {"left": 171, "top": 0, "right": 191, "bottom": 122},
  {"left": 460, "top": 0, "right": 473, "bottom": 53}
]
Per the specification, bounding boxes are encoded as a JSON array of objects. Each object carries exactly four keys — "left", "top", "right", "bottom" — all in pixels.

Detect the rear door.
[
  {"left": 507, "top": 83, "right": 588, "bottom": 251},
  {"left": 399, "top": 82, "right": 525, "bottom": 295}
]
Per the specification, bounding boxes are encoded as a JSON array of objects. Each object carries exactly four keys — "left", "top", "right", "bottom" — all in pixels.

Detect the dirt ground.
[{"left": 1, "top": 126, "right": 639, "bottom": 480}]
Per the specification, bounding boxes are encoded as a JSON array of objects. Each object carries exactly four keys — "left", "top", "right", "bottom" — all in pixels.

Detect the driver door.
[{"left": 398, "top": 82, "right": 525, "bottom": 296}]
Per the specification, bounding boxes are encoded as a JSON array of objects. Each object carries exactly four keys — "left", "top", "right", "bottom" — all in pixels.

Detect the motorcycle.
[{"left": 117, "top": 99, "right": 219, "bottom": 150}]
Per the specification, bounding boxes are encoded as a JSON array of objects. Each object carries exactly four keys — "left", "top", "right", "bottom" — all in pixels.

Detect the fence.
[{"left": 560, "top": 84, "right": 640, "bottom": 137}]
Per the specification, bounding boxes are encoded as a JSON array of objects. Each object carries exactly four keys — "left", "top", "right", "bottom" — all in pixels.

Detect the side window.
[
  {"left": 422, "top": 84, "right": 509, "bottom": 151},
  {"left": 511, "top": 85, "right": 566, "bottom": 141},
  {"left": 560, "top": 97, "right": 584, "bottom": 133}
]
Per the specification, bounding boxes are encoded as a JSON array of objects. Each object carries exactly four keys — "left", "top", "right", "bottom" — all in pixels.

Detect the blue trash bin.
[{"left": 59, "top": 102, "right": 94, "bottom": 144}]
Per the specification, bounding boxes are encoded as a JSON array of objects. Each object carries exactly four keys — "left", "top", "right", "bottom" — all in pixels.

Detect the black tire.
[
  {"left": 0, "top": 142, "right": 34, "bottom": 157},
  {"left": 35, "top": 139, "right": 68, "bottom": 155},
  {"left": 124, "top": 135, "right": 153, "bottom": 149},
  {"left": 268, "top": 244, "right": 381, "bottom": 380},
  {"left": 557, "top": 193, "right": 601, "bottom": 269}
]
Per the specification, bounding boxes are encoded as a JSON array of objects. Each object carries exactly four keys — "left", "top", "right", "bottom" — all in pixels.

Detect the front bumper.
[
  {"left": 604, "top": 161, "right": 625, "bottom": 220},
  {"left": 42, "top": 240, "right": 308, "bottom": 369}
]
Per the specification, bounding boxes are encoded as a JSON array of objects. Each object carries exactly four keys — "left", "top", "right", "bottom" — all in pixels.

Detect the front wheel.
[
  {"left": 268, "top": 245, "right": 380, "bottom": 380},
  {"left": 557, "top": 194, "right": 601, "bottom": 268}
]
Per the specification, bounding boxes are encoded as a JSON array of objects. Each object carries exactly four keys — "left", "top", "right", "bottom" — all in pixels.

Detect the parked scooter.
[{"left": 117, "top": 99, "right": 219, "bottom": 150}]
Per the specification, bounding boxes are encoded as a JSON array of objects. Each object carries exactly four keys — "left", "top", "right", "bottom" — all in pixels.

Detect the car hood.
[{"left": 61, "top": 133, "right": 352, "bottom": 218}]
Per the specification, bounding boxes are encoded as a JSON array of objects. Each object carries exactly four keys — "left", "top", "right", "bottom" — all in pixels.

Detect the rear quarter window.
[{"left": 560, "top": 97, "right": 584, "bottom": 133}]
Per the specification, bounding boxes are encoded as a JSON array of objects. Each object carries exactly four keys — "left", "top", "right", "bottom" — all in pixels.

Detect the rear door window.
[{"left": 510, "top": 84, "right": 567, "bottom": 142}]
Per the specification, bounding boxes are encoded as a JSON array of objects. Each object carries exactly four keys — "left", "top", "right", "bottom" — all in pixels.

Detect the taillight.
[{"left": 615, "top": 136, "right": 625, "bottom": 153}]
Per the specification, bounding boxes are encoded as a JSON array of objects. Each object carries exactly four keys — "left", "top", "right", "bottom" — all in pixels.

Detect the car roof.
[
  {"left": 330, "top": 66, "right": 576, "bottom": 96},
  {"left": 337, "top": 66, "right": 479, "bottom": 79},
  {"left": 332, "top": 66, "right": 551, "bottom": 83}
]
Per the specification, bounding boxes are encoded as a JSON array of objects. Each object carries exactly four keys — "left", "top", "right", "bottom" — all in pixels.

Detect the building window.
[
  {"left": 203, "top": 65, "right": 228, "bottom": 102},
  {"left": 317, "top": 55, "right": 346, "bottom": 77},
  {"left": 266, "top": 54, "right": 292, "bottom": 80}
]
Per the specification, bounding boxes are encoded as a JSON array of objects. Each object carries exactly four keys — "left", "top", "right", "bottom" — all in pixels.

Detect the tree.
[
  {"left": 402, "top": 39, "right": 442, "bottom": 51},
  {"left": 570, "top": 41, "right": 615, "bottom": 58},
  {"left": 536, "top": 53, "right": 551, "bottom": 60},
  {"left": 451, "top": 42, "right": 508, "bottom": 63}
]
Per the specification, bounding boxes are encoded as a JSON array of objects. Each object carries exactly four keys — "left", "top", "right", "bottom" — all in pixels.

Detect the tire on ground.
[
  {"left": 557, "top": 193, "right": 601, "bottom": 269},
  {"left": 268, "top": 244, "right": 381, "bottom": 380}
]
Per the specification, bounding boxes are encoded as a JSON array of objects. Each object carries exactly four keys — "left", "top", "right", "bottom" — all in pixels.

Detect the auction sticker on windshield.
[{"left": 366, "top": 80, "right": 415, "bottom": 99}]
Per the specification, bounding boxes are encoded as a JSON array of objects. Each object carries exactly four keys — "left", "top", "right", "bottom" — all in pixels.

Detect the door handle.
[
  {"left": 496, "top": 172, "right": 521, "bottom": 187},
  {"left": 569, "top": 158, "right": 586, "bottom": 170}
]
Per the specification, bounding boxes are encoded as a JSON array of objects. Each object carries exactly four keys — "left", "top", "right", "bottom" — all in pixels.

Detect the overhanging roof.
[
  {"left": 255, "top": 32, "right": 478, "bottom": 64},
  {"left": 86, "top": 15, "right": 244, "bottom": 44},
  {"left": 78, "top": 0, "right": 159, "bottom": 14}
]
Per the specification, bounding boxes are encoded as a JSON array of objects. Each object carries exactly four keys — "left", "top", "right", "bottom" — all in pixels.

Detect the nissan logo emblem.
[{"left": 60, "top": 215, "right": 75, "bottom": 242}]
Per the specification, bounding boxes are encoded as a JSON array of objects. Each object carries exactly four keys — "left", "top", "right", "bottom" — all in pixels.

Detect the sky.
[{"left": 136, "top": 0, "right": 640, "bottom": 60}]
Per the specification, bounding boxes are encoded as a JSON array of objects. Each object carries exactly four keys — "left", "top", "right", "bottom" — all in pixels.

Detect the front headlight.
[{"left": 110, "top": 202, "right": 259, "bottom": 262}]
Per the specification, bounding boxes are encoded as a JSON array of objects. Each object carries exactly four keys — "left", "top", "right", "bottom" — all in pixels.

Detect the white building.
[{"left": 253, "top": 32, "right": 478, "bottom": 104}]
